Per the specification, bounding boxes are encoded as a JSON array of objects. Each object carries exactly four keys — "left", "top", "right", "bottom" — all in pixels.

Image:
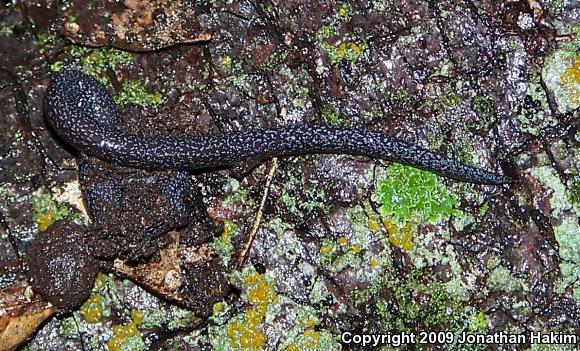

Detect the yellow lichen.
[
  {"left": 303, "top": 328, "right": 321, "bottom": 348},
  {"left": 561, "top": 56, "right": 580, "bottom": 104},
  {"left": 213, "top": 302, "right": 225, "bottom": 314},
  {"left": 336, "top": 42, "right": 347, "bottom": 58},
  {"left": 248, "top": 281, "right": 277, "bottom": 305},
  {"left": 561, "top": 56, "right": 580, "bottom": 84},
  {"left": 94, "top": 272, "right": 108, "bottom": 290},
  {"left": 337, "top": 236, "right": 348, "bottom": 246},
  {"left": 106, "top": 308, "right": 145, "bottom": 351},
  {"left": 383, "top": 219, "right": 416, "bottom": 251},
  {"left": 283, "top": 326, "right": 322, "bottom": 350},
  {"left": 369, "top": 257, "right": 380, "bottom": 268},
  {"left": 36, "top": 210, "right": 56, "bottom": 232},
  {"left": 320, "top": 243, "right": 333, "bottom": 255},
  {"left": 107, "top": 321, "right": 142, "bottom": 351},
  {"left": 350, "top": 42, "right": 362, "bottom": 54},
  {"left": 225, "top": 272, "right": 278, "bottom": 350},
  {"left": 239, "top": 329, "right": 265, "bottom": 349},
  {"left": 130, "top": 309, "right": 144, "bottom": 325},
  {"left": 367, "top": 216, "right": 380, "bottom": 232},
  {"left": 352, "top": 244, "right": 361, "bottom": 254},
  {"left": 80, "top": 294, "right": 104, "bottom": 323},
  {"left": 222, "top": 55, "right": 233, "bottom": 67},
  {"left": 32, "top": 192, "right": 74, "bottom": 232},
  {"left": 243, "top": 271, "right": 260, "bottom": 286},
  {"left": 338, "top": 3, "right": 350, "bottom": 17}
]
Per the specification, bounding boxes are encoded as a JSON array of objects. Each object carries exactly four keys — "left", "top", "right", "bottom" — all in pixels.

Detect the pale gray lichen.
[
  {"left": 541, "top": 30, "right": 580, "bottom": 113},
  {"left": 529, "top": 165, "right": 580, "bottom": 300}
]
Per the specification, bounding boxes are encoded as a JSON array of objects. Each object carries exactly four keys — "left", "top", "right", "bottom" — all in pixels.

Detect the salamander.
[{"left": 45, "top": 70, "right": 510, "bottom": 185}]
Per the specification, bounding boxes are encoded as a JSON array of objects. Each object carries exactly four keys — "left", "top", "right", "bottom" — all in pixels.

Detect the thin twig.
[{"left": 236, "top": 158, "right": 278, "bottom": 268}]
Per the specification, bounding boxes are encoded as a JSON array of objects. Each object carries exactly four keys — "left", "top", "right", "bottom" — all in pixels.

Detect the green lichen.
[
  {"left": 529, "top": 165, "right": 580, "bottom": 300},
  {"left": 469, "top": 311, "right": 489, "bottom": 332},
  {"left": 568, "top": 177, "right": 580, "bottom": 208},
  {"left": 281, "top": 171, "right": 328, "bottom": 222},
  {"left": 486, "top": 263, "right": 523, "bottom": 293},
  {"left": 319, "top": 238, "right": 336, "bottom": 258},
  {"left": 321, "top": 106, "right": 346, "bottom": 126},
  {"left": 209, "top": 267, "right": 340, "bottom": 351},
  {"left": 66, "top": 14, "right": 78, "bottom": 23},
  {"left": 405, "top": 230, "right": 479, "bottom": 301},
  {"left": 212, "top": 219, "right": 237, "bottom": 265},
  {"left": 316, "top": 25, "right": 336, "bottom": 42},
  {"left": 439, "top": 90, "right": 461, "bottom": 108},
  {"left": 165, "top": 307, "right": 199, "bottom": 330},
  {"left": 224, "top": 177, "right": 250, "bottom": 205},
  {"left": 80, "top": 294, "right": 106, "bottom": 323},
  {"left": 554, "top": 216, "right": 580, "bottom": 300},
  {"left": 268, "top": 49, "right": 289, "bottom": 66},
  {"left": 36, "top": 32, "right": 57, "bottom": 55},
  {"left": 530, "top": 166, "right": 572, "bottom": 217},
  {"left": 281, "top": 328, "right": 337, "bottom": 351},
  {"left": 346, "top": 203, "right": 382, "bottom": 252},
  {"left": 453, "top": 211, "right": 476, "bottom": 232},
  {"left": 337, "top": 2, "right": 352, "bottom": 18},
  {"left": 371, "top": 164, "right": 462, "bottom": 227},
  {"left": 113, "top": 79, "right": 165, "bottom": 107},
  {"left": 479, "top": 202, "right": 490, "bottom": 216},
  {"left": 31, "top": 192, "right": 76, "bottom": 232},
  {"left": 329, "top": 41, "right": 366, "bottom": 64},
  {"left": 321, "top": 235, "right": 365, "bottom": 273},
  {"left": 132, "top": 292, "right": 201, "bottom": 331},
  {"left": 49, "top": 60, "right": 64, "bottom": 72},
  {"left": 292, "top": 86, "right": 310, "bottom": 109},
  {"left": 307, "top": 278, "right": 333, "bottom": 308},
  {"left": 355, "top": 272, "right": 489, "bottom": 341},
  {"left": 529, "top": 345, "right": 577, "bottom": 351},
  {"left": 281, "top": 308, "right": 340, "bottom": 351},
  {"left": 264, "top": 217, "right": 294, "bottom": 238},
  {"left": 79, "top": 273, "right": 112, "bottom": 323},
  {"left": 210, "top": 301, "right": 231, "bottom": 325},
  {"left": 59, "top": 317, "right": 80, "bottom": 337},
  {"left": 55, "top": 46, "right": 134, "bottom": 80},
  {"left": 209, "top": 268, "right": 276, "bottom": 350},
  {"left": 316, "top": 24, "right": 367, "bottom": 65},
  {"left": 221, "top": 55, "right": 233, "bottom": 68},
  {"left": 371, "top": 0, "right": 390, "bottom": 11},
  {"left": 469, "top": 95, "right": 496, "bottom": 133},
  {"left": 392, "top": 89, "right": 412, "bottom": 103},
  {"left": 546, "top": 0, "right": 565, "bottom": 15},
  {"left": 0, "top": 26, "right": 13, "bottom": 37},
  {"left": 232, "top": 74, "right": 252, "bottom": 93}
]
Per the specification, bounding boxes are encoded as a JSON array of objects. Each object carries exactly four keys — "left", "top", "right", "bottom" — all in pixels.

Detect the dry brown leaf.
[{"left": 0, "top": 282, "right": 55, "bottom": 351}]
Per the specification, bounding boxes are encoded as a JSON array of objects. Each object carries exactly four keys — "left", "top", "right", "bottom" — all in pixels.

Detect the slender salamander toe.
[{"left": 46, "top": 70, "right": 511, "bottom": 185}]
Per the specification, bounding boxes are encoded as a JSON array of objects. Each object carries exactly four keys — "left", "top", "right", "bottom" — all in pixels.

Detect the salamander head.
[{"left": 46, "top": 70, "right": 120, "bottom": 137}]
